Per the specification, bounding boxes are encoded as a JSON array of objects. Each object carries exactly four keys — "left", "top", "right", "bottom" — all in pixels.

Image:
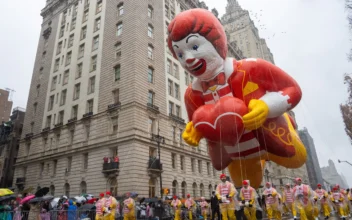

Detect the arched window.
[
  {"left": 181, "top": 181, "right": 187, "bottom": 198},
  {"left": 50, "top": 185, "right": 55, "bottom": 196},
  {"left": 149, "top": 178, "right": 156, "bottom": 198},
  {"left": 208, "top": 184, "right": 213, "bottom": 197},
  {"left": 64, "top": 183, "right": 70, "bottom": 197},
  {"left": 80, "top": 181, "right": 87, "bottom": 194},
  {"left": 214, "top": 185, "right": 217, "bottom": 191},
  {"left": 108, "top": 178, "right": 118, "bottom": 196},
  {"left": 192, "top": 182, "right": 198, "bottom": 197},
  {"left": 172, "top": 180, "right": 178, "bottom": 196},
  {"left": 200, "top": 183, "right": 204, "bottom": 197}
]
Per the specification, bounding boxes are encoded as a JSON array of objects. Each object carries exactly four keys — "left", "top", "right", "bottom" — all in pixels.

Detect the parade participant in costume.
[
  {"left": 282, "top": 184, "right": 296, "bottom": 218},
  {"left": 95, "top": 193, "right": 106, "bottom": 220},
  {"left": 315, "top": 184, "right": 331, "bottom": 219},
  {"left": 331, "top": 187, "right": 347, "bottom": 219},
  {"left": 311, "top": 191, "right": 320, "bottom": 220},
  {"left": 292, "top": 178, "right": 315, "bottom": 220},
  {"left": 336, "top": 184, "right": 350, "bottom": 217},
  {"left": 168, "top": 8, "right": 307, "bottom": 189},
  {"left": 263, "top": 182, "right": 281, "bottom": 220},
  {"left": 239, "top": 180, "right": 256, "bottom": 220},
  {"left": 123, "top": 193, "right": 136, "bottom": 220},
  {"left": 215, "top": 174, "right": 237, "bottom": 220},
  {"left": 185, "top": 194, "right": 196, "bottom": 220},
  {"left": 200, "top": 197, "right": 209, "bottom": 220},
  {"left": 103, "top": 191, "right": 117, "bottom": 220},
  {"left": 171, "top": 195, "right": 182, "bottom": 220}
]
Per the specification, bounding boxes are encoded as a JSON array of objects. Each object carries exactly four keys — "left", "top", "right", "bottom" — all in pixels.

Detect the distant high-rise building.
[
  {"left": 321, "top": 159, "right": 349, "bottom": 189},
  {"left": 299, "top": 127, "right": 324, "bottom": 188},
  {"left": 0, "top": 89, "right": 13, "bottom": 123}
]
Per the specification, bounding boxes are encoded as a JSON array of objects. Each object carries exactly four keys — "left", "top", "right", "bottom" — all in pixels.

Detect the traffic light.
[{"left": 163, "top": 188, "right": 169, "bottom": 195}]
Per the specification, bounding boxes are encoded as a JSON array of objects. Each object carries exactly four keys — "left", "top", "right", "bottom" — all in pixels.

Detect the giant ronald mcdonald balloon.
[{"left": 167, "top": 9, "right": 307, "bottom": 189}]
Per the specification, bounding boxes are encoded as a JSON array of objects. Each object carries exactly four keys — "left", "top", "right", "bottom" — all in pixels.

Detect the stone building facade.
[
  {"left": 13, "top": 0, "right": 239, "bottom": 198},
  {"left": 0, "top": 89, "right": 13, "bottom": 123}
]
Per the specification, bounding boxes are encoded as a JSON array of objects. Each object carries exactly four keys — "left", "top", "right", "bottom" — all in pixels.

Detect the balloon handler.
[
  {"left": 239, "top": 180, "right": 257, "bottom": 220},
  {"left": 216, "top": 174, "right": 237, "bottom": 220},
  {"left": 167, "top": 9, "right": 307, "bottom": 189}
]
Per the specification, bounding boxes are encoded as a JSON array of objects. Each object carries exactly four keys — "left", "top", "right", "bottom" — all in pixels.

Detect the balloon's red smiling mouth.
[{"left": 187, "top": 59, "right": 207, "bottom": 76}]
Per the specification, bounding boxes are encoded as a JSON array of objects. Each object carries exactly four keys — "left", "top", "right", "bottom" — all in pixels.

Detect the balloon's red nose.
[{"left": 186, "top": 58, "right": 195, "bottom": 64}]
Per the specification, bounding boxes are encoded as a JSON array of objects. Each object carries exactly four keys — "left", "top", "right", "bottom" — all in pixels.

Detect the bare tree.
[
  {"left": 340, "top": 74, "right": 352, "bottom": 143},
  {"left": 346, "top": 0, "right": 352, "bottom": 61}
]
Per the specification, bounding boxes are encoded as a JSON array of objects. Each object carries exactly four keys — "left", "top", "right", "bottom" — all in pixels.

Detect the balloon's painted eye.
[
  {"left": 192, "top": 45, "right": 199, "bottom": 51},
  {"left": 178, "top": 53, "right": 183, "bottom": 59}
]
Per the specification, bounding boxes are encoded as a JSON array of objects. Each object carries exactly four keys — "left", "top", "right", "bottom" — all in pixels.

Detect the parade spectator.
[
  {"left": 67, "top": 200, "right": 77, "bottom": 220},
  {"left": 210, "top": 191, "right": 220, "bottom": 220}
]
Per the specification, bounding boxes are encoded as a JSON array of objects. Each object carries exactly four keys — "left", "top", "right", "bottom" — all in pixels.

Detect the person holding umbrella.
[{"left": 95, "top": 193, "right": 105, "bottom": 220}]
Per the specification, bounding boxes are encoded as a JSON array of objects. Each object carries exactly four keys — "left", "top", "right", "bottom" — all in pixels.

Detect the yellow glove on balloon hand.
[
  {"left": 182, "top": 121, "right": 202, "bottom": 146},
  {"left": 243, "top": 99, "right": 269, "bottom": 130}
]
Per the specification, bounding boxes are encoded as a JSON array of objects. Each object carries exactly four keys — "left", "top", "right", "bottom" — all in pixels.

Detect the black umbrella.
[
  {"left": 0, "top": 195, "right": 15, "bottom": 202},
  {"left": 79, "top": 204, "right": 95, "bottom": 210},
  {"left": 35, "top": 187, "right": 49, "bottom": 197},
  {"left": 30, "top": 195, "right": 54, "bottom": 203}
]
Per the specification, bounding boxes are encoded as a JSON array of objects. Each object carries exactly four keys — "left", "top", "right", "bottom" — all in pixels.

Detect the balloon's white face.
[{"left": 172, "top": 33, "right": 224, "bottom": 80}]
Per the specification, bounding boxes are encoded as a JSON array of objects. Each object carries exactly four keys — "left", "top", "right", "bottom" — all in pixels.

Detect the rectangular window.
[
  {"left": 116, "top": 23, "right": 123, "bottom": 36},
  {"left": 168, "top": 101, "right": 174, "bottom": 114},
  {"left": 68, "top": 34, "right": 74, "bottom": 48},
  {"left": 207, "top": 162, "right": 210, "bottom": 175},
  {"left": 180, "top": 155, "right": 184, "bottom": 171},
  {"left": 72, "top": 105, "right": 78, "bottom": 118},
  {"left": 59, "top": 26, "right": 65, "bottom": 38},
  {"left": 148, "top": 67, "right": 153, "bottom": 83},
  {"left": 171, "top": 11, "right": 175, "bottom": 20},
  {"left": 179, "top": 128, "right": 183, "bottom": 144},
  {"left": 94, "top": 17, "right": 101, "bottom": 31},
  {"left": 112, "top": 116, "right": 118, "bottom": 133},
  {"left": 172, "top": 126, "right": 176, "bottom": 140},
  {"left": 33, "top": 103, "right": 37, "bottom": 116},
  {"left": 75, "top": 63, "right": 82, "bottom": 79},
  {"left": 71, "top": 18, "right": 76, "bottom": 30},
  {"left": 172, "top": 153, "right": 176, "bottom": 169},
  {"left": 148, "top": 118, "right": 155, "bottom": 134},
  {"left": 191, "top": 158, "right": 195, "bottom": 172},
  {"left": 90, "top": 55, "right": 97, "bottom": 71},
  {"left": 63, "top": 70, "right": 69, "bottom": 85},
  {"left": 165, "top": 6, "right": 169, "bottom": 18},
  {"left": 81, "top": 26, "right": 87, "bottom": 40},
  {"left": 57, "top": 41, "right": 63, "bottom": 54},
  {"left": 190, "top": 75, "right": 194, "bottom": 83},
  {"left": 198, "top": 160, "right": 202, "bottom": 173},
  {"left": 185, "top": 72, "right": 189, "bottom": 85},
  {"left": 167, "top": 59, "right": 171, "bottom": 74},
  {"left": 83, "top": 153, "right": 88, "bottom": 170},
  {"left": 118, "top": 4, "right": 124, "bottom": 16},
  {"left": 115, "top": 42, "right": 121, "bottom": 57},
  {"left": 54, "top": 58, "right": 60, "bottom": 72},
  {"left": 114, "top": 65, "right": 120, "bottom": 81},
  {"left": 87, "top": 99, "right": 94, "bottom": 113},
  {"left": 78, "top": 44, "right": 85, "bottom": 58},
  {"left": 165, "top": 22, "right": 169, "bottom": 35},
  {"left": 176, "top": 105, "right": 180, "bottom": 117},
  {"left": 173, "top": 64, "right": 178, "bottom": 77},
  {"left": 148, "top": 6, "right": 153, "bottom": 18},
  {"left": 67, "top": 156, "right": 72, "bottom": 172},
  {"left": 46, "top": 115, "right": 52, "bottom": 128},
  {"left": 83, "top": 10, "right": 89, "bottom": 22},
  {"left": 88, "top": 76, "right": 95, "bottom": 94},
  {"left": 48, "top": 95, "right": 54, "bottom": 111},
  {"left": 74, "top": 83, "right": 80, "bottom": 100},
  {"left": 66, "top": 51, "right": 72, "bottom": 65},
  {"left": 112, "top": 89, "right": 119, "bottom": 103},
  {"left": 148, "top": 90, "right": 154, "bottom": 104},
  {"left": 96, "top": 0, "right": 102, "bottom": 13},
  {"left": 175, "top": 83, "right": 179, "bottom": 99},
  {"left": 148, "top": 45, "right": 153, "bottom": 59},
  {"left": 148, "top": 24, "right": 154, "bottom": 38},
  {"left": 92, "top": 35, "right": 99, "bottom": 51},
  {"left": 51, "top": 76, "right": 57, "bottom": 90},
  {"left": 53, "top": 160, "right": 58, "bottom": 176},
  {"left": 58, "top": 110, "right": 64, "bottom": 123},
  {"left": 168, "top": 80, "right": 173, "bottom": 96},
  {"left": 60, "top": 89, "right": 67, "bottom": 106}
]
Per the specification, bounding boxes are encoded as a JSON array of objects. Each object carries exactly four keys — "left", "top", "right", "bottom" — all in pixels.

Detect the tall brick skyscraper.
[{"left": 14, "top": 0, "right": 245, "bottom": 197}]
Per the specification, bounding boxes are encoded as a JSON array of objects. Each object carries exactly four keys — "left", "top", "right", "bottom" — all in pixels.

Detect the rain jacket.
[{"left": 67, "top": 200, "right": 77, "bottom": 220}]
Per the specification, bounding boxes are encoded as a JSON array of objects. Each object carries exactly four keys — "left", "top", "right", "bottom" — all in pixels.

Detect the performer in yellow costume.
[
  {"left": 239, "top": 180, "right": 256, "bottom": 220},
  {"left": 95, "top": 193, "right": 106, "bottom": 220},
  {"left": 331, "top": 187, "right": 347, "bottom": 219},
  {"left": 171, "top": 195, "right": 182, "bottom": 220},
  {"left": 282, "top": 184, "right": 296, "bottom": 218},
  {"left": 216, "top": 174, "right": 237, "bottom": 220},
  {"left": 336, "top": 184, "right": 350, "bottom": 217},
  {"left": 263, "top": 182, "right": 281, "bottom": 220},
  {"left": 185, "top": 194, "right": 196, "bottom": 220},
  {"left": 123, "top": 193, "right": 136, "bottom": 220},
  {"left": 200, "top": 197, "right": 209, "bottom": 220},
  {"left": 314, "top": 184, "right": 331, "bottom": 219},
  {"left": 292, "top": 178, "right": 315, "bottom": 220},
  {"left": 103, "top": 191, "right": 118, "bottom": 220}
]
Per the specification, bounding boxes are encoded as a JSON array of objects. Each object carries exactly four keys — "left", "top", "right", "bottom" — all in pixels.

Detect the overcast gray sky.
[{"left": 1, "top": 0, "right": 352, "bottom": 186}]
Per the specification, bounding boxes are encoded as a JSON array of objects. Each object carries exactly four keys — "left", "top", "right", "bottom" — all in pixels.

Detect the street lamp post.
[
  {"left": 338, "top": 159, "right": 352, "bottom": 167},
  {"left": 151, "top": 128, "right": 165, "bottom": 199}
]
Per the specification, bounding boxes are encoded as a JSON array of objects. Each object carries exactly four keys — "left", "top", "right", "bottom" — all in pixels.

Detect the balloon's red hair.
[{"left": 167, "top": 9, "right": 227, "bottom": 59}]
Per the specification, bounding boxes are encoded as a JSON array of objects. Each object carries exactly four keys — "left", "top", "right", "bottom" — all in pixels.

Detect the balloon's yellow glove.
[
  {"left": 243, "top": 99, "right": 269, "bottom": 130},
  {"left": 182, "top": 121, "right": 202, "bottom": 146}
]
